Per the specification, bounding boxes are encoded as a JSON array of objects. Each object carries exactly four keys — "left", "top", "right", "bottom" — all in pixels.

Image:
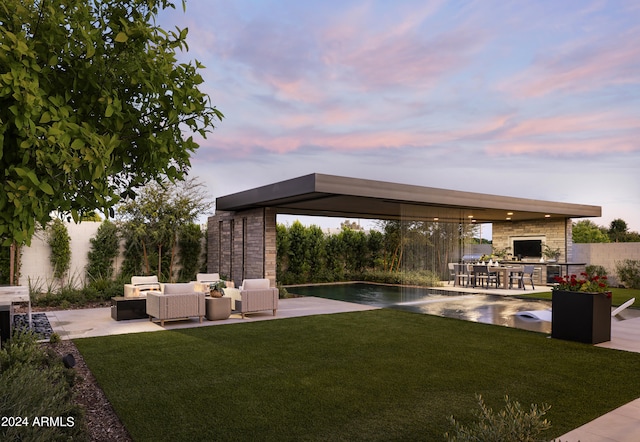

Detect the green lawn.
[{"left": 75, "top": 309, "right": 640, "bottom": 441}]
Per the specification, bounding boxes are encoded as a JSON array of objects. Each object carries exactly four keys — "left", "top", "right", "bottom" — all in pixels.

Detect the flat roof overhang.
[{"left": 215, "top": 173, "right": 601, "bottom": 223}]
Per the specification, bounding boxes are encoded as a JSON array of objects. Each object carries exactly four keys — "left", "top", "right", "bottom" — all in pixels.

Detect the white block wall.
[
  {"left": 572, "top": 242, "right": 640, "bottom": 286},
  {"left": 19, "top": 221, "right": 103, "bottom": 289}
]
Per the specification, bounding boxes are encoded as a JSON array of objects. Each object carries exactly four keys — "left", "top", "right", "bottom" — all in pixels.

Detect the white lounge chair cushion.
[
  {"left": 241, "top": 279, "right": 270, "bottom": 290},
  {"left": 130, "top": 276, "right": 161, "bottom": 291}
]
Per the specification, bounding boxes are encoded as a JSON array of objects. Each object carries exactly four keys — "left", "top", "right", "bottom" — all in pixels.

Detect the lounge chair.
[
  {"left": 238, "top": 278, "right": 278, "bottom": 319},
  {"left": 146, "top": 282, "right": 205, "bottom": 326},
  {"left": 124, "top": 275, "right": 161, "bottom": 297}
]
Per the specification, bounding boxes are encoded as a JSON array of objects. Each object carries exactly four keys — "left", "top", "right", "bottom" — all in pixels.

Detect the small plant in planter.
[
  {"left": 542, "top": 244, "right": 561, "bottom": 262},
  {"left": 209, "top": 281, "right": 226, "bottom": 297},
  {"left": 553, "top": 272, "right": 610, "bottom": 295}
]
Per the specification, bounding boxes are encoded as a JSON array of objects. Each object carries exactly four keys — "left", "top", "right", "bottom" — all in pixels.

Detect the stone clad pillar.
[{"left": 207, "top": 208, "right": 277, "bottom": 287}]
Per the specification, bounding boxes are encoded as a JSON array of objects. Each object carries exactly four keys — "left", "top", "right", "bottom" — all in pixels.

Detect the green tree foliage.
[
  {"left": 86, "top": 220, "right": 119, "bottom": 280},
  {"left": 117, "top": 177, "right": 212, "bottom": 281},
  {"left": 178, "top": 223, "right": 203, "bottom": 282},
  {"left": 47, "top": 219, "right": 71, "bottom": 280},
  {"left": 0, "top": 0, "right": 223, "bottom": 247},
  {"left": 572, "top": 220, "right": 610, "bottom": 243},
  {"left": 573, "top": 218, "right": 640, "bottom": 243},
  {"left": 276, "top": 220, "right": 462, "bottom": 284},
  {"left": 276, "top": 223, "right": 290, "bottom": 279},
  {"left": 607, "top": 218, "right": 640, "bottom": 242},
  {"left": 285, "top": 221, "right": 311, "bottom": 282}
]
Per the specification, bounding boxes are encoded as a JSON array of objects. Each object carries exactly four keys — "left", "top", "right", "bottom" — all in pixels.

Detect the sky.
[{"left": 157, "top": 0, "right": 640, "bottom": 234}]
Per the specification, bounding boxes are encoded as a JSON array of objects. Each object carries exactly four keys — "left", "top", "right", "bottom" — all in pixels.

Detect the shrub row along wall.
[
  {"left": 17, "top": 222, "right": 124, "bottom": 289},
  {"left": 17, "top": 220, "right": 207, "bottom": 289},
  {"left": 573, "top": 242, "right": 640, "bottom": 286}
]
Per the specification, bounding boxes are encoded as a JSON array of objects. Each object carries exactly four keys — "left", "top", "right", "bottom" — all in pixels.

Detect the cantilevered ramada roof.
[{"left": 215, "top": 173, "right": 601, "bottom": 223}]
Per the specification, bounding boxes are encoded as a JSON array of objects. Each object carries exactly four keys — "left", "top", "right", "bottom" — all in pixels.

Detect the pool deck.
[{"left": 44, "top": 289, "right": 640, "bottom": 442}]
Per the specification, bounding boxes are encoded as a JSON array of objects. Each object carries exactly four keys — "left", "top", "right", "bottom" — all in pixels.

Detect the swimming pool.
[{"left": 287, "top": 283, "right": 552, "bottom": 333}]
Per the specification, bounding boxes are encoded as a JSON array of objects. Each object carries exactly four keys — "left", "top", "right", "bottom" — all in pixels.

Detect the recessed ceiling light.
[
  {"left": 545, "top": 214, "right": 551, "bottom": 218},
  {"left": 507, "top": 212, "right": 514, "bottom": 216},
  {"left": 467, "top": 215, "right": 474, "bottom": 218},
  {"left": 471, "top": 219, "right": 477, "bottom": 223},
  {"left": 506, "top": 217, "right": 511, "bottom": 220},
  {"left": 433, "top": 217, "right": 439, "bottom": 221}
]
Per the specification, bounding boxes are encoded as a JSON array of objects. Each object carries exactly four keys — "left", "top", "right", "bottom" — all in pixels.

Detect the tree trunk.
[
  {"left": 9, "top": 241, "right": 15, "bottom": 285},
  {"left": 168, "top": 236, "right": 177, "bottom": 283},
  {"left": 142, "top": 241, "right": 150, "bottom": 275}
]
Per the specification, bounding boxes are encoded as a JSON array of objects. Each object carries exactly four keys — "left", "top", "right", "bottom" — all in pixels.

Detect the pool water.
[{"left": 288, "top": 283, "right": 552, "bottom": 333}]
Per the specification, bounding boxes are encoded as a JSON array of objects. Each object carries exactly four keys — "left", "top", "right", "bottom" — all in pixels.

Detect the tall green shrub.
[
  {"left": 178, "top": 223, "right": 203, "bottom": 282},
  {"left": 47, "top": 219, "right": 71, "bottom": 280},
  {"left": 86, "top": 220, "right": 119, "bottom": 280}
]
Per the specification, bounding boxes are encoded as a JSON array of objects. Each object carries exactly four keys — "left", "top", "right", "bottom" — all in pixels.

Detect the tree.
[
  {"left": 572, "top": 220, "right": 610, "bottom": 243},
  {"left": 117, "top": 177, "right": 213, "bottom": 281},
  {"left": 609, "top": 218, "right": 629, "bottom": 242},
  {"left": 0, "top": 0, "right": 223, "bottom": 249}
]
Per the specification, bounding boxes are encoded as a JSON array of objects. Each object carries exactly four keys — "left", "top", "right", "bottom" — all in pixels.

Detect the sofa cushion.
[
  {"left": 163, "top": 282, "right": 196, "bottom": 294},
  {"left": 242, "top": 279, "right": 270, "bottom": 290}
]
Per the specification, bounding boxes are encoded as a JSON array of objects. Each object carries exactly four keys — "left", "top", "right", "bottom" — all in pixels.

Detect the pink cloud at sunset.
[
  {"left": 158, "top": 0, "right": 640, "bottom": 231},
  {"left": 502, "top": 26, "right": 640, "bottom": 98}
]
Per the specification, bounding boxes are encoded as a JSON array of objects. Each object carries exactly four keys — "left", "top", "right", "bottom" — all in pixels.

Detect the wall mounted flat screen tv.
[{"left": 513, "top": 239, "right": 542, "bottom": 258}]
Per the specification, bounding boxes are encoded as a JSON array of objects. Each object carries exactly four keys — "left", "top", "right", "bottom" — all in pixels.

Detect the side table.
[
  {"left": 111, "top": 297, "right": 148, "bottom": 321},
  {"left": 205, "top": 296, "right": 231, "bottom": 321}
]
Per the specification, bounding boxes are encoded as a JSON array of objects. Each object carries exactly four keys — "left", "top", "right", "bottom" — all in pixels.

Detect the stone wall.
[
  {"left": 573, "top": 242, "right": 640, "bottom": 286},
  {"left": 492, "top": 218, "right": 572, "bottom": 284},
  {"left": 492, "top": 218, "right": 570, "bottom": 262},
  {"left": 207, "top": 208, "right": 277, "bottom": 287}
]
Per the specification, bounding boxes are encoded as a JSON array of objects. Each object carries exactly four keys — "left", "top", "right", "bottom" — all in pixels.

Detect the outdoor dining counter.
[
  {"left": 454, "top": 264, "right": 525, "bottom": 289},
  {"left": 454, "top": 262, "right": 587, "bottom": 289}
]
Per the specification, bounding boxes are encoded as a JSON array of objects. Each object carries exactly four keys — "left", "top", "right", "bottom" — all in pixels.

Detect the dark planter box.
[
  {"left": 111, "top": 297, "right": 148, "bottom": 321},
  {"left": 552, "top": 290, "right": 611, "bottom": 344}
]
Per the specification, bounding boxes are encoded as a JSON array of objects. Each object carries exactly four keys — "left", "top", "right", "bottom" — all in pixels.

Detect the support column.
[{"left": 207, "top": 207, "right": 277, "bottom": 287}]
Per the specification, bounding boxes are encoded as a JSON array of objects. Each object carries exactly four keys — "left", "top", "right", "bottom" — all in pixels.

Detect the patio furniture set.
[
  {"left": 449, "top": 263, "right": 535, "bottom": 290},
  {"left": 113, "top": 273, "right": 279, "bottom": 325}
]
